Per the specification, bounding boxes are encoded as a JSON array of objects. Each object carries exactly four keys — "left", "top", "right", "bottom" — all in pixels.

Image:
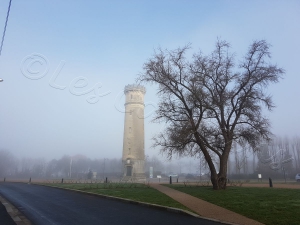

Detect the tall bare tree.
[
  {"left": 292, "top": 136, "right": 300, "bottom": 172},
  {"left": 138, "top": 39, "right": 284, "bottom": 189},
  {"left": 234, "top": 143, "right": 249, "bottom": 175},
  {"left": 0, "top": 150, "right": 16, "bottom": 177}
]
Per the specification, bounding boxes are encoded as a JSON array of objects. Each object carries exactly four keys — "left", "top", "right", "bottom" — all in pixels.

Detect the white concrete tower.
[{"left": 122, "top": 84, "right": 146, "bottom": 181}]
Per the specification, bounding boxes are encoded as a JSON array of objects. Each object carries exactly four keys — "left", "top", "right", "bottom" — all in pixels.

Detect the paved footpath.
[{"left": 150, "top": 184, "right": 264, "bottom": 225}]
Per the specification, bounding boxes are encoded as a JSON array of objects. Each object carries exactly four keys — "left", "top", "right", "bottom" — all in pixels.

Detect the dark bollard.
[
  {"left": 29, "top": 177, "right": 31, "bottom": 183},
  {"left": 4, "top": 178, "right": 5, "bottom": 182},
  {"left": 169, "top": 176, "right": 172, "bottom": 184},
  {"left": 105, "top": 177, "right": 108, "bottom": 183},
  {"left": 61, "top": 178, "right": 64, "bottom": 184},
  {"left": 269, "top": 177, "right": 273, "bottom": 188}
]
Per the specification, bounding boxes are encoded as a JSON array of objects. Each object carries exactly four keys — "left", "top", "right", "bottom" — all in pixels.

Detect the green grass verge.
[
  {"left": 42, "top": 183, "right": 191, "bottom": 213},
  {"left": 165, "top": 185, "right": 300, "bottom": 225}
]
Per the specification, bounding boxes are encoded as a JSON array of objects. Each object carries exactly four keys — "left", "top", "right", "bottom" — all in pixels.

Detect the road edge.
[
  {"left": 35, "top": 183, "right": 236, "bottom": 225},
  {"left": 0, "top": 194, "right": 33, "bottom": 225}
]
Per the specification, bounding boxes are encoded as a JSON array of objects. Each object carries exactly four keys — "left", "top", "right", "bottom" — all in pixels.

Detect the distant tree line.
[
  {"left": 228, "top": 136, "right": 300, "bottom": 180},
  {"left": 0, "top": 153, "right": 123, "bottom": 179},
  {"left": 0, "top": 136, "right": 299, "bottom": 180}
]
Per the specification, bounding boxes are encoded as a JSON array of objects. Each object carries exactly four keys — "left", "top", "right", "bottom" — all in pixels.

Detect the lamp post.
[
  {"left": 200, "top": 154, "right": 202, "bottom": 181},
  {"left": 145, "top": 155, "right": 149, "bottom": 173},
  {"left": 69, "top": 157, "right": 73, "bottom": 178},
  {"left": 103, "top": 158, "right": 108, "bottom": 179}
]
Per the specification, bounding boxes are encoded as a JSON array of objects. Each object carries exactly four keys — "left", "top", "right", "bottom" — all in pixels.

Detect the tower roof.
[{"left": 124, "top": 84, "right": 146, "bottom": 94}]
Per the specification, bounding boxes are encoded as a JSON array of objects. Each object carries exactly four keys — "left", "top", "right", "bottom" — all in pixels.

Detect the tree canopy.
[{"left": 138, "top": 39, "right": 284, "bottom": 189}]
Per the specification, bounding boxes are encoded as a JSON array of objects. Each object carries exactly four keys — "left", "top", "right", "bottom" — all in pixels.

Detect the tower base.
[
  {"left": 122, "top": 158, "right": 146, "bottom": 182},
  {"left": 121, "top": 174, "right": 146, "bottom": 182}
]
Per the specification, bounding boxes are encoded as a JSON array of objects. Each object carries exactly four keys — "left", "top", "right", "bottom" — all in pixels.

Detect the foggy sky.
[{"left": 0, "top": 0, "right": 299, "bottom": 160}]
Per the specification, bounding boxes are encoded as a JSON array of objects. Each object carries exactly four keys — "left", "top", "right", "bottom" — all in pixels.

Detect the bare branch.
[{"left": 137, "top": 39, "right": 284, "bottom": 189}]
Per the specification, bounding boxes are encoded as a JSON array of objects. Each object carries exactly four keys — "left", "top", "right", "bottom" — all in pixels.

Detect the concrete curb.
[
  {"left": 34, "top": 183, "right": 235, "bottom": 225},
  {"left": 0, "top": 194, "right": 32, "bottom": 225}
]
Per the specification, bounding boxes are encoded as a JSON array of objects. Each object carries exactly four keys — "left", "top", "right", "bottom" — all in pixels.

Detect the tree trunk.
[
  {"left": 211, "top": 153, "right": 229, "bottom": 190},
  {"left": 211, "top": 171, "right": 227, "bottom": 190}
]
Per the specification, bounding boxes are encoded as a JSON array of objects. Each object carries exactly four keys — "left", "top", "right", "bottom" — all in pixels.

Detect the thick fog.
[{"left": 0, "top": 1, "right": 299, "bottom": 172}]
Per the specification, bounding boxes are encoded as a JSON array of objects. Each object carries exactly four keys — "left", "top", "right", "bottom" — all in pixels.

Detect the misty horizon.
[{"left": 0, "top": 1, "right": 299, "bottom": 163}]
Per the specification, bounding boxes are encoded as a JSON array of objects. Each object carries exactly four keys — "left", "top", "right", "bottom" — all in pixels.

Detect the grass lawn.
[
  {"left": 42, "top": 183, "right": 191, "bottom": 212},
  {"left": 165, "top": 185, "right": 300, "bottom": 225}
]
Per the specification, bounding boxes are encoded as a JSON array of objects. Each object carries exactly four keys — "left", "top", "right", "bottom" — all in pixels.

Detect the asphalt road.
[
  {"left": 0, "top": 202, "right": 16, "bottom": 225},
  {"left": 0, "top": 183, "right": 223, "bottom": 225}
]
